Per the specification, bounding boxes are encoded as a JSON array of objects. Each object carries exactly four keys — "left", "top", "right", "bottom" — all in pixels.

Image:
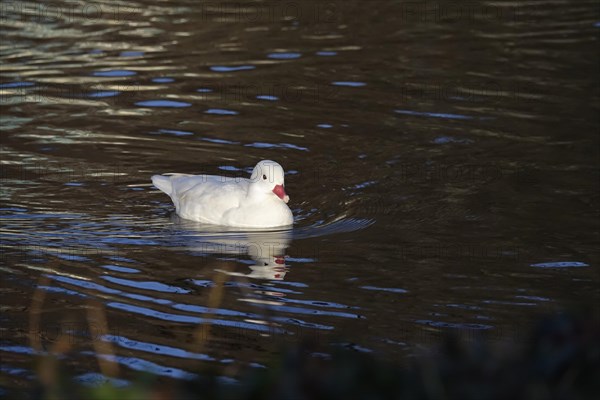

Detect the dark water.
[{"left": 1, "top": 0, "right": 599, "bottom": 389}]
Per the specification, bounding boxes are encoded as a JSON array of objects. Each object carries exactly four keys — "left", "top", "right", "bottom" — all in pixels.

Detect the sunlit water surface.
[{"left": 1, "top": 0, "right": 599, "bottom": 390}]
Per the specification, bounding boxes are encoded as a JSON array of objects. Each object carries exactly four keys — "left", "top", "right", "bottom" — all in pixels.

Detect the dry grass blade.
[
  {"left": 192, "top": 263, "right": 231, "bottom": 354},
  {"left": 86, "top": 299, "right": 120, "bottom": 378},
  {"left": 29, "top": 275, "right": 50, "bottom": 353},
  {"left": 29, "top": 276, "right": 74, "bottom": 392}
]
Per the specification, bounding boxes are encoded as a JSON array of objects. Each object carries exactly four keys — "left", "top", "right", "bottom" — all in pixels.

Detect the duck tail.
[{"left": 151, "top": 175, "right": 173, "bottom": 195}]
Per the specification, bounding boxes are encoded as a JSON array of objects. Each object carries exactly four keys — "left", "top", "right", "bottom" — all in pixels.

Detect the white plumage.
[{"left": 152, "top": 160, "right": 293, "bottom": 228}]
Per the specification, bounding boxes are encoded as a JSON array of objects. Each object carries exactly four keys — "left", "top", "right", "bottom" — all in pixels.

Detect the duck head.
[{"left": 249, "top": 160, "right": 289, "bottom": 203}]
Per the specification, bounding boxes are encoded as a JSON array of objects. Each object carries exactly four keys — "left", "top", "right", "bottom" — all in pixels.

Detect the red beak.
[{"left": 272, "top": 184, "right": 289, "bottom": 203}]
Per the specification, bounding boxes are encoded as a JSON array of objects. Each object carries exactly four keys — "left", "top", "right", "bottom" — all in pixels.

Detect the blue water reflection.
[
  {"left": 155, "top": 129, "right": 194, "bottom": 136},
  {"left": 394, "top": 109, "right": 474, "bottom": 120},
  {"left": 205, "top": 108, "right": 238, "bottom": 115},
  {"left": 256, "top": 95, "right": 279, "bottom": 101},
  {"left": 88, "top": 91, "right": 121, "bottom": 98},
  {"left": 0, "top": 81, "right": 35, "bottom": 88},
  {"left": 102, "top": 335, "right": 214, "bottom": 361},
  {"left": 136, "top": 100, "right": 192, "bottom": 108},
  {"left": 93, "top": 70, "right": 137, "bottom": 77},
  {"left": 244, "top": 142, "right": 308, "bottom": 151},
  {"left": 120, "top": 51, "right": 144, "bottom": 57},
  {"left": 331, "top": 81, "right": 366, "bottom": 87},
  {"left": 210, "top": 65, "right": 255, "bottom": 72},
  {"left": 101, "top": 276, "right": 190, "bottom": 294},
  {"left": 267, "top": 52, "right": 301, "bottom": 59}
]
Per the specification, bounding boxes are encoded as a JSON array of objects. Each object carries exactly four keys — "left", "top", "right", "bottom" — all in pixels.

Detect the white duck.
[{"left": 152, "top": 160, "right": 293, "bottom": 228}]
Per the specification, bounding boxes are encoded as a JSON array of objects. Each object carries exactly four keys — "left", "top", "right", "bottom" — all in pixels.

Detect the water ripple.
[
  {"left": 267, "top": 52, "right": 302, "bottom": 59},
  {"left": 256, "top": 304, "right": 363, "bottom": 319},
  {"left": 416, "top": 320, "right": 494, "bottom": 330},
  {"left": 100, "top": 265, "right": 140, "bottom": 273},
  {"left": 0, "top": 81, "right": 35, "bottom": 88},
  {"left": 136, "top": 100, "right": 191, "bottom": 108},
  {"left": 210, "top": 65, "right": 255, "bottom": 72},
  {"left": 205, "top": 108, "right": 238, "bottom": 115},
  {"left": 88, "top": 91, "right": 120, "bottom": 98},
  {"left": 155, "top": 129, "right": 194, "bottom": 136},
  {"left": 93, "top": 70, "right": 136, "bottom": 77},
  {"left": 89, "top": 353, "right": 197, "bottom": 380},
  {"left": 102, "top": 335, "right": 214, "bottom": 361},
  {"left": 360, "top": 286, "right": 408, "bottom": 294},
  {"left": 332, "top": 81, "right": 366, "bottom": 87},
  {"left": 530, "top": 261, "right": 589, "bottom": 268},
  {"left": 107, "top": 302, "right": 280, "bottom": 333},
  {"left": 244, "top": 142, "right": 308, "bottom": 151},
  {"left": 394, "top": 109, "right": 474, "bottom": 120},
  {"left": 152, "top": 77, "right": 174, "bottom": 83},
  {"left": 101, "top": 275, "right": 190, "bottom": 294}
]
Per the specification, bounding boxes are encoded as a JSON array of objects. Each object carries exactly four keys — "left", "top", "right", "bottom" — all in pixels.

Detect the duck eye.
[{"left": 262, "top": 174, "right": 267, "bottom": 180}]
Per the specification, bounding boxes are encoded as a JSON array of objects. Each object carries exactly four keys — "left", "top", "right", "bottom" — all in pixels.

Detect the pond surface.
[{"left": 1, "top": 0, "right": 599, "bottom": 389}]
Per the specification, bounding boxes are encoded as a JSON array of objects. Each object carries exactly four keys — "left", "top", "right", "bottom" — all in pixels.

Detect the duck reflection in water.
[{"left": 169, "top": 214, "right": 291, "bottom": 280}]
